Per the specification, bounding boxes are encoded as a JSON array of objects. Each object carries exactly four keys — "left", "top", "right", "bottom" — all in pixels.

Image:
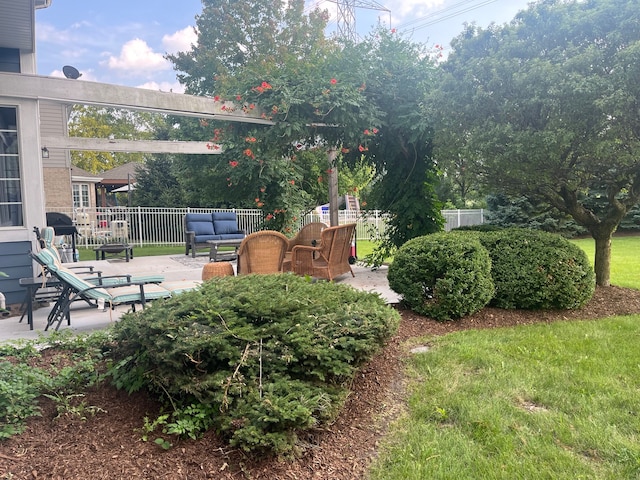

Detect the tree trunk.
[{"left": 593, "top": 233, "right": 612, "bottom": 287}]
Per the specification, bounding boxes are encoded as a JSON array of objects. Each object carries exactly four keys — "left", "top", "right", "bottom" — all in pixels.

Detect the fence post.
[{"left": 136, "top": 206, "right": 142, "bottom": 248}]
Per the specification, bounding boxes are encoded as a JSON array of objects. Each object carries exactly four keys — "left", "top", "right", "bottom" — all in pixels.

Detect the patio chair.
[
  {"left": 285, "top": 223, "right": 356, "bottom": 281},
  {"left": 36, "top": 227, "right": 163, "bottom": 287},
  {"left": 31, "top": 249, "right": 200, "bottom": 331},
  {"left": 37, "top": 226, "right": 97, "bottom": 275},
  {"left": 237, "top": 231, "right": 289, "bottom": 274},
  {"left": 287, "top": 222, "right": 328, "bottom": 251}
]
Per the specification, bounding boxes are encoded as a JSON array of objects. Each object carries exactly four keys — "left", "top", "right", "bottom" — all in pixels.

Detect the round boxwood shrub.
[
  {"left": 388, "top": 232, "right": 494, "bottom": 321},
  {"left": 108, "top": 273, "right": 400, "bottom": 455},
  {"left": 479, "top": 228, "right": 595, "bottom": 309}
]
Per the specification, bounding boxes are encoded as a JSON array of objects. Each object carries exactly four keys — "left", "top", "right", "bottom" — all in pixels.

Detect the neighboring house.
[
  {"left": 0, "top": 0, "right": 269, "bottom": 307},
  {"left": 70, "top": 166, "right": 102, "bottom": 211},
  {"left": 96, "top": 162, "right": 139, "bottom": 207}
]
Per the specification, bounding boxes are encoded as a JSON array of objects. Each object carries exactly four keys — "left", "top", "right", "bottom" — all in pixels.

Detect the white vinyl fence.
[{"left": 44, "top": 207, "right": 484, "bottom": 248}]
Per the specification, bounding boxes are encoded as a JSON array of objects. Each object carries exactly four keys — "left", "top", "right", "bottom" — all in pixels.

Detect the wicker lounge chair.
[
  {"left": 285, "top": 223, "right": 356, "bottom": 281},
  {"left": 237, "top": 231, "right": 289, "bottom": 274},
  {"left": 287, "top": 222, "right": 328, "bottom": 251}
]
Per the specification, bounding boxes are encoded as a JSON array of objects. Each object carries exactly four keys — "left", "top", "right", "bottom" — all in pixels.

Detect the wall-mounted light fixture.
[{"left": 41, "top": 147, "right": 49, "bottom": 158}]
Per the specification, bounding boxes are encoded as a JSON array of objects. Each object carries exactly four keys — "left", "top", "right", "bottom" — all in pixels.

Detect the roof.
[
  {"left": 99, "top": 162, "right": 143, "bottom": 183},
  {"left": 70, "top": 165, "right": 102, "bottom": 182}
]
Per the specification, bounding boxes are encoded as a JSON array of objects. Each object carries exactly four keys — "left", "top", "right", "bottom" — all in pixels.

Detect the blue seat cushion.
[
  {"left": 219, "top": 233, "right": 245, "bottom": 240},
  {"left": 212, "top": 212, "right": 242, "bottom": 235},
  {"left": 186, "top": 213, "right": 215, "bottom": 236}
]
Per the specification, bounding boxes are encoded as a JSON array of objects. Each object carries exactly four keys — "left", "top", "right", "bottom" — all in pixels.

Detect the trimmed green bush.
[
  {"left": 387, "top": 232, "right": 494, "bottom": 321},
  {"left": 109, "top": 273, "right": 400, "bottom": 455},
  {"left": 479, "top": 228, "right": 595, "bottom": 309}
]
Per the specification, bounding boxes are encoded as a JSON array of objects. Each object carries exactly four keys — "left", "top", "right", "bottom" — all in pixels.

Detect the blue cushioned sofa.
[{"left": 184, "top": 212, "right": 245, "bottom": 257}]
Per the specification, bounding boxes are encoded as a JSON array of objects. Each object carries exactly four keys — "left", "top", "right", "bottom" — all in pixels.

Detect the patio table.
[
  {"left": 206, "top": 239, "right": 243, "bottom": 262},
  {"left": 94, "top": 243, "right": 133, "bottom": 262}
]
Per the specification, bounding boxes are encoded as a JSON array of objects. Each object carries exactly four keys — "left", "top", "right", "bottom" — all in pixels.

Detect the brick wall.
[{"left": 43, "top": 167, "right": 72, "bottom": 210}]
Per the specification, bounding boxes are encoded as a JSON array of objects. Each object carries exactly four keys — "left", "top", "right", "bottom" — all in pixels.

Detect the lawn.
[
  {"left": 571, "top": 235, "right": 640, "bottom": 289},
  {"left": 76, "top": 239, "right": 379, "bottom": 262},
  {"left": 369, "top": 234, "right": 640, "bottom": 479},
  {"left": 370, "top": 316, "right": 640, "bottom": 479}
]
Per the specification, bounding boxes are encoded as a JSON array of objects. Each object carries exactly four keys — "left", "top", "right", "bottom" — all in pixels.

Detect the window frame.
[{"left": 0, "top": 105, "right": 23, "bottom": 228}]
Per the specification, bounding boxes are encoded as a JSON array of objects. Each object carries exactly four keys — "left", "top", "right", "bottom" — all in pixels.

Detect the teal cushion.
[{"left": 106, "top": 284, "right": 172, "bottom": 304}]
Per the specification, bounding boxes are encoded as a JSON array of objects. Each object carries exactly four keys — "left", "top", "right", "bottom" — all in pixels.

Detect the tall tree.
[
  {"left": 168, "top": 0, "right": 380, "bottom": 231},
  {"left": 68, "top": 106, "right": 156, "bottom": 173},
  {"left": 346, "top": 29, "right": 443, "bottom": 264},
  {"left": 434, "top": 0, "right": 640, "bottom": 286},
  {"left": 131, "top": 156, "right": 189, "bottom": 207}
]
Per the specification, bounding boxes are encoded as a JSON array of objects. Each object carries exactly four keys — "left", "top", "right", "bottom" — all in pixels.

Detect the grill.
[{"left": 46, "top": 212, "right": 78, "bottom": 262}]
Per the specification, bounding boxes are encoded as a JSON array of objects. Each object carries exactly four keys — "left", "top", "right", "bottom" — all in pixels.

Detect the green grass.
[
  {"left": 77, "top": 244, "right": 185, "bottom": 261},
  {"left": 370, "top": 234, "right": 640, "bottom": 479},
  {"left": 77, "top": 239, "right": 380, "bottom": 262},
  {"left": 371, "top": 316, "right": 640, "bottom": 479},
  {"left": 571, "top": 235, "right": 640, "bottom": 289}
]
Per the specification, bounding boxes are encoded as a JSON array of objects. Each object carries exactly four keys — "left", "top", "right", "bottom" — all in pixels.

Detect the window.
[
  {"left": 0, "top": 48, "right": 20, "bottom": 73},
  {"left": 0, "top": 106, "right": 22, "bottom": 227},
  {"left": 72, "top": 184, "right": 90, "bottom": 208}
]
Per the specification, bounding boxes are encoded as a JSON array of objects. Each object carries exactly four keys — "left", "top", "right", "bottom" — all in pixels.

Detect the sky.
[{"left": 35, "top": 0, "right": 534, "bottom": 94}]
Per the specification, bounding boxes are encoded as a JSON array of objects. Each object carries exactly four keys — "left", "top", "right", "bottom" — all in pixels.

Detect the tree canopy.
[
  {"left": 69, "top": 106, "right": 157, "bottom": 173},
  {"left": 433, "top": 0, "right": 640, "bottom": 285},
  {"left": 166, "top": 0, "right": 442, "bottom": 246}
]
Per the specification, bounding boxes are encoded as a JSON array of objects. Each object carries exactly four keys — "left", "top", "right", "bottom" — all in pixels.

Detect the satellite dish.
[{"left": 62, "top": 65, "right": 81, "bottom": 79}]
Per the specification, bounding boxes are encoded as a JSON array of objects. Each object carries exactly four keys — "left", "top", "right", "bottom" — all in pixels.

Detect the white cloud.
[
  {"left": 106, "top": 38, "right": 170, "bottom": 72},
  {"left": 137, "top": 80, "right": 186, "bottom": 94},
  {"left": 162, "top": 26, "right": 197, "bottom": 54},
  {"left": 48, "top": 68, "right": 97, "bottom": 82},
  {"left": 388, "top": 0, "right": 445, "bottom": 19}
]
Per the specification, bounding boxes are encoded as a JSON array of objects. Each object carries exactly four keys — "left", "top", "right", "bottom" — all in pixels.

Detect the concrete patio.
[{"left": 0, "top": 254, "right": 399, "bottom": 343}]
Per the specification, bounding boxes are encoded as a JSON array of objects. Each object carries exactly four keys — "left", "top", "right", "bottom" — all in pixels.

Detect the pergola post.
[{"left": 327, "top": 148, "right": 339, "bottom": 227}]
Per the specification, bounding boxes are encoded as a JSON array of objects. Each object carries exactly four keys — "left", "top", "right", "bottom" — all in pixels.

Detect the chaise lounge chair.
[{"left": 31, "top": 249, "right": 200, "bottom": 331}]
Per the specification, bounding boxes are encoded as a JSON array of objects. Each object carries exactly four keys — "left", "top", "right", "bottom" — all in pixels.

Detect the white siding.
[
  {"left": 39, "top": 101, "right": 68, "bottom": 168},
  {"left": 0, "top": 0, "right": 34, "bottom": 52}
]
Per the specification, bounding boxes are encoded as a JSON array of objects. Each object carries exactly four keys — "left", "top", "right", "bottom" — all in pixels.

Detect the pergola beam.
[
  {"left": 41, "top": 136, "right": 223, "bottom": 155},
  {"left": 0, "top": 72, "right": 273, "bottom": 125}
]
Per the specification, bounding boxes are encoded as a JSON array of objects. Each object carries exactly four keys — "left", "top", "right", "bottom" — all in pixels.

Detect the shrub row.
[
  {"left": 109, "top": 273, "right": 400, "bottom": 455},
  {"left": 388, "top": 228, "right": 595, "bottom": 320}
]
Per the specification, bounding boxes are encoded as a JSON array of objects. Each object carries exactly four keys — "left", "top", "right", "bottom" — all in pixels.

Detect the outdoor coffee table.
[
  {"left": 94, "top": 243, "right": 133, "bottom": 262},
  {"left": 206, "top": 239, "right": 243, "bottom": 261}
]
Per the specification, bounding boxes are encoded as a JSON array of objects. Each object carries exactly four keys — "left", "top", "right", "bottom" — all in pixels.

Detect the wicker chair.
[
  {"left": 287, "top": 224, "right": 356, "bottom": 281},
  {"left": 237, "top": 231, "right": 290, "bottom": 275},
  {"left": 287, "top": 222, "right": 328, "bottom": 251}
]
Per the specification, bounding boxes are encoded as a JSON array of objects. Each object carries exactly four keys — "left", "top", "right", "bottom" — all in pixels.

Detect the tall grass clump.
[{"left": 387, "top": 232, "right": 494, "bottom": 320}]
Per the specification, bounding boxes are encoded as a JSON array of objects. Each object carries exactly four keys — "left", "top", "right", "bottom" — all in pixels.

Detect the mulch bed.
[{"left": 1, "top": 285, "right": 639, "bottom": 479}]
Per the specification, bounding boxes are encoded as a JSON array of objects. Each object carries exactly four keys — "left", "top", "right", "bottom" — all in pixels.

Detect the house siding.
[
  {"left": 0, "top": 0, "right": 33, "bottom": 52},
  {"left": 40, "top": 101, "right": 67, "bottom": 168},
  {"left": 0, "top": 241, "right": 32, "bottom": 306}
]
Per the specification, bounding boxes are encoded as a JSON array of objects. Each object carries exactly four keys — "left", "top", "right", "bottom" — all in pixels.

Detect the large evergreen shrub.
[
  {"left": 109, "top": 274, "right": 400, "bottom": 455},
  {"left": 387, "top": 232, "right": 494, "bottom": 320},
  {"left": 479, "top": 228, "right": 595, "bottom": 309}
]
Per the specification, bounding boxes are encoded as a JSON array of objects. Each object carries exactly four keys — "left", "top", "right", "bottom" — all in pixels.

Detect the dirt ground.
[{"left": 2, "top": 285, "right": 640, "bottom": 480}]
